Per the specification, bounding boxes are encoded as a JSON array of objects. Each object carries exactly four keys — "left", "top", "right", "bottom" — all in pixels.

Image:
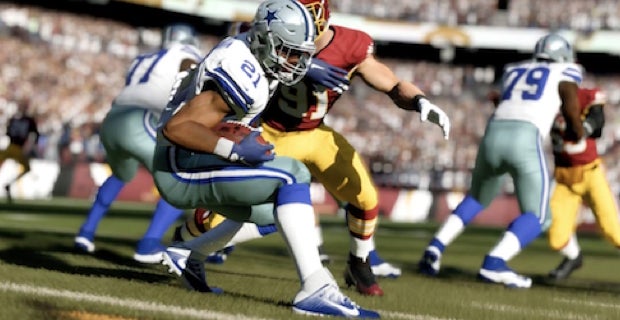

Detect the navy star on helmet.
[
  {"left": 249, "top": 0, "right": 316, "bottom": 85},
  {"left": 265, "top": 9, "right": 278, "bottom": 26}
]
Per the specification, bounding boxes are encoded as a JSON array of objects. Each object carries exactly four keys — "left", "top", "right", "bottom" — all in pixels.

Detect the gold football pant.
[{"left": 548, "top": 158, "right": 620, "bottom": 250}]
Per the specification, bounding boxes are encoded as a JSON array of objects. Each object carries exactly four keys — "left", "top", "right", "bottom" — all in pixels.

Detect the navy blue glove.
[
  {"left": 230, "top": 131, "right": 275, "bottom": 166},
  {"left": 306, "top": 58, "right": 350, "bottom": 94}
]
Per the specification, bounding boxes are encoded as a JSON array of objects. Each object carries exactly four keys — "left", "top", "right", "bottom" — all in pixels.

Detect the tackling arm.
[{"left": 356, "top": 55, "right": 450, "bottom": 139}]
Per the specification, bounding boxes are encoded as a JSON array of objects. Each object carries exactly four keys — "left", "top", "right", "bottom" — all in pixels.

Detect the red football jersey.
[
  {"left": 261, "top": 25, "right": 373, "bottom": 131},
  {"left": 553, "top": 88, "right": 605, "bottom": 166}
]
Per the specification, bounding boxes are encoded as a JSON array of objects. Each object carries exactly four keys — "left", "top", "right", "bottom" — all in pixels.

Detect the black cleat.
[
  {"left": 548, "top": 254, "right": 583, "bottom": 280},
  {"left": 344, "top": 253, "right": 384, "bottom": 296}
]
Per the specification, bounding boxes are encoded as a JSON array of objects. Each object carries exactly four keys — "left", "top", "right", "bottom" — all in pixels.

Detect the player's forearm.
[
  {"left": 162, "top": 121, "right": 219, "bottom": 153},
  {"left": 583, "top": 104, "right": 604, "bottom": 137},
  {"left": 387, "top": 81, "right": 426, "bottom": 111}
]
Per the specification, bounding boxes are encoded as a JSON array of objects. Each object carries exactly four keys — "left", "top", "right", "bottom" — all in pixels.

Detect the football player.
[
  {"left": 418, "top": 33, "right": 584, "bottom": 288},
  {"left": 74, "top": 23, "right": 202, "bottom": 263},
  {"left": 547, "top": 87, "right": 620, "bottom": 280},
  {"left": 1, "top": 98, "right": 39, "bottom": 203},
  {"left": 155, "top": 0, "right": 378, "bottom": 317},
  {"left": 173, "top": 0, "right": 451, "bottom": 296}
]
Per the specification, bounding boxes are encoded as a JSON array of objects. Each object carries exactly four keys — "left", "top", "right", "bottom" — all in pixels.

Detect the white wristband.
[{"left": 213, "top": 137, "right": 235, "bottom": 159}]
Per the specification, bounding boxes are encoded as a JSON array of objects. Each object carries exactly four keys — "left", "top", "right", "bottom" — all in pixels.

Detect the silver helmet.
[
  {"left": 533, "top": 33, "right": 574, "bottom": 63},
  {"left": 161, "top": 23, "right": 199, "bottom": 49},
  {"left": 249, "top": 0, "right": 316, "bottom": 85}
]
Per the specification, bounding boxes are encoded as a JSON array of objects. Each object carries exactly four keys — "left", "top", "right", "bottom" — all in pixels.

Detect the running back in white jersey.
[
  {"left": 158, "top": 37, "right": 273, "bottom": 139},
  {"left": 113, "top": 43, "right": 202, "bottom": 113},
  {"left": 493, "top": 60, "right": 583, "bottom": 139}
]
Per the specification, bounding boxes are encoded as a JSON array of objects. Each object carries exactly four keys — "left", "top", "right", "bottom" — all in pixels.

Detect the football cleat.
[
  {"left": 368, "top": 250, "right": 401, "bottom": 278},
  {"left": 548, "top": 254, "right": 583, "bottom": 280},
  {"left": 74, "top": 231, "right": 95, "bottom": 253},
  {"left": 418, "top": 246, "right": 442, "bottom": 276},
  {"left": 344, "top": 253, "right": 384, "bottom": 296},
  {"left": 133, "top": 238, "right": 165, "bottom": 264},
  {"left": 162, "top": 246, "right": 222, "bottom": 293},
  {"left": 478, "top": 255, "right": 532, "bottom": 289},
  {"left": 293, "top": 283, "right": 380, "bottom": 318},
  {"left": 205, "top": 246, "right": 235, "bottom": 264}
]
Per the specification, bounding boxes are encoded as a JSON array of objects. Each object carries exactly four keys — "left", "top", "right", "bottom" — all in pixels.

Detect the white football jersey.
[
  {"left": 159, "top": 36, "right": 273, "bottom": 134},
  {"left": 493, "top": 60, "right": 583, "bottom": 139},
  {"left": 113, "top": 43, "right": 202, "bottom": 113}
]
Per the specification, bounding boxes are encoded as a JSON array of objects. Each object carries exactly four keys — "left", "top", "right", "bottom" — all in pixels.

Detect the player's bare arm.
[
  {"left": 559, "top": 81, "right": 584, "bottom": 140},
  {"left": 162, "top": 90, "right": 229, "bottom": 153},
  {"left": 357, "top": 54, "right": 450, "bottom": 139}
]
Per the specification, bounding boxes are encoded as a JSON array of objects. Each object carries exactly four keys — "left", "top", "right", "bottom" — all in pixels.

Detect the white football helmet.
[
  {"left": 161, "top": 23, "right": 199, "bottom": 49},
  {"left": 249, "top": 0, "right": 316, "bottom": 85},
  {"left": 533, "top": 33, "right": 574, "bottom": 63}
]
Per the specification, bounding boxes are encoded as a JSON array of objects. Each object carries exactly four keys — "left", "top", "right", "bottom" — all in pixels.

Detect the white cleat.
[
  {"left": 74, "top": 236, "right": 95, "bottom": 253},
  {"left": 478, "top": 255, "right": 532, "bottom": 288},
  {"left": 418, "top": 246, "right": 442, "bottom": 276},
  {"left": 371, "top": 261, "right": 402, "bottom": 278}
]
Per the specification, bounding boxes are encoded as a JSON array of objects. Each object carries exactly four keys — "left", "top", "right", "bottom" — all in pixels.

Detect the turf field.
[{"left": 0, "top": 197, "right": 619, "bottom": 320}]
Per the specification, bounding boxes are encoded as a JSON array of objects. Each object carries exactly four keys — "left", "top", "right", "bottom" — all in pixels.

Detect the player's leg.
[
  {"left": 309, "top": 127, "right": 387, "bottom": 295},
  {"left": 478, "top": 122, "right": 546, "bottom": 288},
  {"left": 419, "top": 134, "right": 501, "bottom": 276},
  {"left": 547, "top": 178, "right": 583, "bottom": 280},
  {"left": 75, "top": 108, "right": 144, "bottom": 254},
  {"left": 2, "top": 144, "right": 29, "bottom": 202},
  {"left": 586, "top": 161, "right": 620, "bottom": 247},
  {"left": 129, "top": 110, "right": 184, "bottom": 263},
  {"left": 157, "top": 155, "right": 378, "bottom": 317}
]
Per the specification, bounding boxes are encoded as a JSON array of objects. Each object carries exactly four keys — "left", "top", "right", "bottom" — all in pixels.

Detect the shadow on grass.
[{"left": 0, "top": 227, "right": 170, "bottom": 284}]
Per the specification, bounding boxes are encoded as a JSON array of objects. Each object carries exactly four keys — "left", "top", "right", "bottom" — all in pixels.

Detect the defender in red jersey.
[
  {"left": 175, "top": 0, "right": 450, "bottom": 296},
  {"left": 548, "top": 87, "right": 620, "bottom": 280}
]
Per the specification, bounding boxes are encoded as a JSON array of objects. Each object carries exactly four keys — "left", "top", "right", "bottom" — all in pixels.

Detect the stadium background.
[{"left": 1, "top": 0, "right": 620, "bottom": 228}]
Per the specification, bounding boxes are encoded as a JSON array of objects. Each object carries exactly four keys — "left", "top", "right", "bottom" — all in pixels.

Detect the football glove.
[
  {"left": 230, "top": 131, "right": 275, "bottom": 166},
  {"left": 306, "top": 58, "right": 350, "bottom": 94},
  {"left": 419, "top": 97, "right": 450, "bottom": 140}
]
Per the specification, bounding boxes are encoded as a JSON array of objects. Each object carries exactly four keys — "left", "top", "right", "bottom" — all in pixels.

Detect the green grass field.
[{"left": 0, "top": 198, "right": 619, "bottom": 320}]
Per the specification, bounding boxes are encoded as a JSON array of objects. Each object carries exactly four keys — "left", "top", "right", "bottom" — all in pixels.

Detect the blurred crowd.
[
  {"left": 246, "top": 0, "right": 620, "bottom": 31},
  {"left": 2, "top": 3, "right": 620, "bottom": 192}
]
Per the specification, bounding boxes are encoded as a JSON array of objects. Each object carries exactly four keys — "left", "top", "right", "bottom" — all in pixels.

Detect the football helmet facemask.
[{"left": 249, "top": 0, "right": 316, "bottom": 86}]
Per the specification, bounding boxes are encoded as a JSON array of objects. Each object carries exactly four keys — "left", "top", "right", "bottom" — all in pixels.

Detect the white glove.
[{"left": 419, "top": 98, "right": 450, "bottom": 140}]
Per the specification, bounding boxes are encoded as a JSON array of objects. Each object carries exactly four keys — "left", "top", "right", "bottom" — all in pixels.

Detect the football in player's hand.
[{"left": 213, "top": 121, "right": 269, "bottom": 145}]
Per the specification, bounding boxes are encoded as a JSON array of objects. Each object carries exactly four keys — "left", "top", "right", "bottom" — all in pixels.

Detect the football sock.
[
  {"left": 183, "top": 218, "right": 243, "bottom": 257},
  {"left": 488, "top": 212, "right": 542, "bottom": 261},
  {"left": 315, "top": 224, "right": 324, "bottom": 247},
  {"left": 433, "top": 195, "right": 483, "bottom": 251},
  {"left": 275, "top": 184, "right": 323, "bottom": 283},
  {"left": 80, "top": 175, "right": 125, "bottom": 234},
  {"left": 140, "top": 199, "right": 184, "bottom": 241},
  {"left": 560, "top": 234, "right": 581, "bottom": 259},
  {"left": 350, "top": 237, "right": 374, "bottom": 261}
]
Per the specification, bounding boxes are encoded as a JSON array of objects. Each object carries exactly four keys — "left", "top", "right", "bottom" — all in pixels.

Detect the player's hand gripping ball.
[{"left": 214, "top": 121, "right": 274, "bottom": 165}]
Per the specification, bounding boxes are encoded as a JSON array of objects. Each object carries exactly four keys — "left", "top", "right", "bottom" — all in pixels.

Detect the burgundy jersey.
[
  {"left": 552, "top": 88, "right": 605, "bottom": 166},
  {"left": 261, "top": 25, "right": 373, "bottom": 131}
]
